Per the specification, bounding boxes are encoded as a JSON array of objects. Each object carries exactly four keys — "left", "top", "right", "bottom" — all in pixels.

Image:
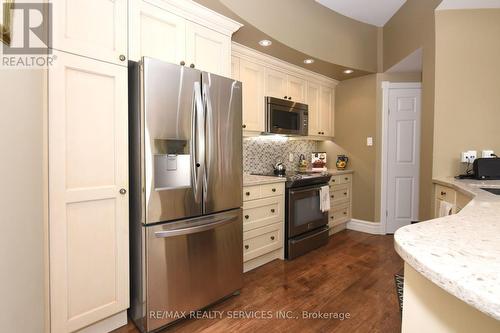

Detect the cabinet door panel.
[
  {"left": 320, "top": 85, "right": 333, "bottom": 136},
  {"left": 49, "top": 52, "right": 129, "bottom": 333},
  {"left": 265, "top": 68, "right": 287, "bottom": 99},
  {"left": 231, "top": 56, "right": 240, "bottom": 80},
  {"left": 130, "top": 1, "right": 186, "bottom": 64},
  {"left": 240, "top": 59, "right": 265, "bottom": 132},
  {"left": 307, "top": 82, "right": 321, "bottom": 136},
  {"left": 287, "top": 75, "right": 306, "bottom": 103},
  {"left": 186, "top": 22, "right": 230, "bottom": 76},
  {"left": 52, "top": 0, "right": 127, "bottom": 65}
]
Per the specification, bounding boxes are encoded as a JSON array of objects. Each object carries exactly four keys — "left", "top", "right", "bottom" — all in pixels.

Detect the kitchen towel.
[
  {"left": 438, "top": 200, "right": 454, "bottom": 217},
  {"left": 320, "top": 185, "right": 330, "bottom": 212}
]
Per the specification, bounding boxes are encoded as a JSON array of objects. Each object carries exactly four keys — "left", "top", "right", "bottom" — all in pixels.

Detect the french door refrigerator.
[{"left": 128, "top": 57, "right": 243, "bottom": 332}]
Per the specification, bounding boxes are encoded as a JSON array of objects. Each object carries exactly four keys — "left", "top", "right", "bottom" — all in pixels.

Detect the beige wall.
[
  {"left": 0, "top": 69, "right": 46, "bottom": 332},
  {"left": 383, "top": 0, "right": 441, "bottom": 221},
  {"left": 433, "top": 9, "right": 500, "bottom": 177},
  {"left": 319, "top": 75, "right": 377, "bottom": 221},
  {"left": 216, "top": 0, "right": 379, "bottom": 72}
]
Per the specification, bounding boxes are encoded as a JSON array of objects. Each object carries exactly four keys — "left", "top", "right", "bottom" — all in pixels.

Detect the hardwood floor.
[{"left": 114, "top": 230, "right": 403, "bottom": 333}]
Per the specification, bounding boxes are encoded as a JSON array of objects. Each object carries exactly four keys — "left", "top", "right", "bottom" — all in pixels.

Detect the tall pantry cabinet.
[{"left": 47, "top": 1, "right": 241, "bottom": 332}]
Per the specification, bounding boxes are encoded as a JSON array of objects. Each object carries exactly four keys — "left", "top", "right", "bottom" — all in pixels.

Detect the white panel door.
[
  {"left": 287, "top": 75, "right": 306, "bottom": 103},
  {"left": 129, "top": 0, "right": 186, "bottom": 64},
  {"left": 265, "top": 68, "right": 288, "bottom": 100},
  {"left": 186, "top": 22, "right": 231, "bottom": 76},
  {"left": 240, "top": 59, "right": 265, "bottom": 132},
  {"left": 52, "top": 0, "right": 128, "bottom": 66},
  {"left": 49, "top": 51, "right": 129, "bottom": 333},
  {"left": 386, "top": 88, "right": 421, "bottom": 233},
  {"left": 307, "top": 82, "right": 321, "bottom": 136},
  {"left": 319, "top": 85, "right": 333, "bottom": 136}
]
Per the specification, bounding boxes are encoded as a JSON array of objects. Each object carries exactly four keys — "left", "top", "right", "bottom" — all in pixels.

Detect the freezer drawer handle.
[{"left": 154, "top": 215, "right": 236, "bottom": 238}]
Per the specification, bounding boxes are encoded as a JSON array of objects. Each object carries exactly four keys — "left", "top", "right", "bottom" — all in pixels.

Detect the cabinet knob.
[
  {"left": 344, "top": 192, "right": 347, "bottom": 195},
  {"left": 180, "top": 60, "right": 186, "bottom": 66},
  {"left": 270, "top": 236, "right": 275, "bottom": 241},
  {"left": 332, "top": 179, "right": 336, "bottom": 182},
  {"left": 284, "top": 96, "right": 288, "bottom": 99},
  {"left": 288, "top": 97, "right": 292, "bottom": 100},
  {"left": 330, "top": 216, "right": 334, "bottom": 219},
  {"left": 343, "top": 211, "right": 347, "bottom": 215},
  {"left": 441, "top": 191, "right": 446, "bottom": 196},
  {"left": 119, "top": 188, "right": 127, "bottom": 195},
  {"left": 119, "top": 54, "right": 126, "bottom": 62},
  {"left": 272, "top": 188, "right": 276, "bottom": 192},
  {"left": 244, "top": 245, "right": 249, "bottom": 250},
  {"left": 345, "top": 177, "right": 349, "bottom": 181},
  {"left": 330, "top": 195, "right": 334, "bottom": 198},
  {"left": 245, "top": 192, "right": 250, "bottom": 196},
  {"left": 318, "top": 132, "right": 321, "bottom": 135},
  {"left": 271, "top": 209, "right": 275, "bottom": 213},
  {"left": 244, "top": 215, "right": 249, "bottom": 219},
  {"left": 190, "top": 63, "right": 195, "bottom": 68},
  {"left": 242, "top": 124, "right": 247, "bottom": 129}
]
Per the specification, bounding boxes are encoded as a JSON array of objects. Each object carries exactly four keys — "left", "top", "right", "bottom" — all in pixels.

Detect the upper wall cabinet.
[
  {"left": 51, "top": 0, "right": 128, "bottom": 66},
  {"left": 232, "top": 43, "right": 337, "bottom": 136},
  {"left": 130, "top": 0, "right": 242, "bottom": 77},
  {"left": 265, "top": 69, "right": 306, "bottom": 103}
]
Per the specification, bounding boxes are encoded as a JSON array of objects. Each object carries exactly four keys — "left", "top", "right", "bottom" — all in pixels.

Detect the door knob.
[
  {"left": 119, "top": 54, "right": 126, "bottom": 62},
  {"left": 190, "top": 64, "right": 195, "bottom": 68},
  {"left": 242, "top": 124, "right": 247, "bottom": 129},
  {"left": 119, "top": 188, "right": 127, "bottom": 195},
  {"left": 180, "top": 60, "right": 186, "bottom": 66}
]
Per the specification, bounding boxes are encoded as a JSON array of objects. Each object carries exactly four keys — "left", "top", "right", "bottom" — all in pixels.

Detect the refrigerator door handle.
[
  {"left": 153, "top": 213, "right": 238, "bottom": 238},
  {"left": 192, "top": 82, "right": 204, "bottom": 204},
  {"left": 202, "top": 81, "right": 213, "bottom": 207}
]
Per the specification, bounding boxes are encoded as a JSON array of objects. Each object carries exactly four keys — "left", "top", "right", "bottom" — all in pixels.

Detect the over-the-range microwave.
[{"left": 265, "top": 97, "right": 308, "bottom": 136}]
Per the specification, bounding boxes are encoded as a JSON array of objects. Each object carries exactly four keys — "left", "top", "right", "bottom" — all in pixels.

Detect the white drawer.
[
  {"left": 243, "top": 223, "right": 282, "bottom": 262},
  {"left": 243, "top": 185, "right": 261, "bottom": 201},
  {"left": 435, "top": 184, "right": 456, "bottom": 204},
  {"left": 243, "top": 196, "right": 283, "bottom": 232},
  {"left": 243, "top": 182, "right": 284, "bottom": 202},
  {"left": 328, "top": 203, "right": 350, "bottom": 227},
  {"left": 329, "top": 173, "right": 352, "bottom": 185},
  {"left": 260, "top": 183, "right": 284, "bottom": 198},
  {"left": 330, "top": 184, "right": 350, "bottom": 204}
]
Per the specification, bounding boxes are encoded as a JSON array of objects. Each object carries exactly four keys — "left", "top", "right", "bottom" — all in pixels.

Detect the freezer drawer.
[{"left": 145, "top": 209, "right": 243, "bottom": 331}]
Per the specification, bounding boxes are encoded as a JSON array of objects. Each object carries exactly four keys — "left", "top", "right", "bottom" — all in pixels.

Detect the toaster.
[{"left": 473, "top": 158, "right": 500, "bottom": 180}]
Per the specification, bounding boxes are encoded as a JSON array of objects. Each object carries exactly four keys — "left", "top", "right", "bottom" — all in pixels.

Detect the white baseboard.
[
  {"left": 346, "top": 219, "right": 385, "bottom": 235},
  {"left": 77, "top": 310, "right": 127, "bottom": 333}
]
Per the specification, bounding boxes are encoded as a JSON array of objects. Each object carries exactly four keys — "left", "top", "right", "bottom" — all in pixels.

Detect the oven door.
[
  {"left": 287, "top": 184, "right": 328, "bottom": 237},
  {"left": 267, "top": 104, "right": 307, "bottom": 136}
]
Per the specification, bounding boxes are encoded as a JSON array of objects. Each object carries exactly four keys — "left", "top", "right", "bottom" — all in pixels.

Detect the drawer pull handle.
[
  {"left": 441, "top": 191, "right": 446, "bottom": 196},
  {"left": 271, "top": 209, "right": 275, "bottom": 213},
  {"left": 270, "top": 236, "right": 275, "bottom": 240},
  {"left": 331, "top": 195, "right": 334, "bottom": 198},
  {"left": 344, "top": 192, "right": 347, "bottom": 195},
  {"left": 244, "top": 215, "right": 249, "bottom": 219},
  {"left": 330, "top": 216, "right": 334, "bottom": 219},
  {"left": 343, "top": 212, "right": 347, "bottom": 215},
  {"left": 245, "top": 192, "right": 250, "bottom": 196},
  {"left": 332, "top": 179, "right": 336, "bottom": 182},
  {"left": 244, "top": 245, "right": 249, "bottom": 250},
  {"left": 272, "top": 188, "right": 276, "bottom": 192},
  {"left": 345, "top": 177, "right": 349, "bottom": 181}
]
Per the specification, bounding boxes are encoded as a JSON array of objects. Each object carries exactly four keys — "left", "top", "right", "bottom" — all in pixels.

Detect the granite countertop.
[
  {"left": 243, "top": 174, "right": 287, "bottom": 186},
  {"left": 394, "top": 177, "right": 500, "bottom": 320},
  {"left": 327, "top": 169, "right": 354, "bottom": 175}
]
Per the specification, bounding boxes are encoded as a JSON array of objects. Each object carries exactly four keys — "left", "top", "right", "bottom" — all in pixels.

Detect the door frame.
[{"left": 380, "top": 81, "right": 422, "bottom": 234}]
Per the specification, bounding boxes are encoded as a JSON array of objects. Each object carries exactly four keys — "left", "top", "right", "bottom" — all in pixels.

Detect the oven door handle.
[{"left": 289, "top": 187, "right": 321, "bottom": 195}]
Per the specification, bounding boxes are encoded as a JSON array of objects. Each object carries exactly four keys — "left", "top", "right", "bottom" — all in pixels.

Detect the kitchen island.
[{"left": 394, "top": 178, "right": 500, "bottom": 332}]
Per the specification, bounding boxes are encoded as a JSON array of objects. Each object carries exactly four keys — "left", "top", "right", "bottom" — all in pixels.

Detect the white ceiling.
[{"left": 316, "top": 0, "right": 407, "bottom": 27}]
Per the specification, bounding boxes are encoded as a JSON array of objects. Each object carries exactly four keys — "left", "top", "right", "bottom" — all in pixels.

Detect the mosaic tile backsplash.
[{"left": 243, "top": 137, "right": 319, "bottom": 174}]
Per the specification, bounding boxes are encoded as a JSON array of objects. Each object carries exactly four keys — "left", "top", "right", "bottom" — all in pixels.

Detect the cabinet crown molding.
[
  {"left": 143, "top": 0, "right": 243, "bottom": 36},
  {"left": 232, "top": 42, "right": 339, "bottom": 86}
]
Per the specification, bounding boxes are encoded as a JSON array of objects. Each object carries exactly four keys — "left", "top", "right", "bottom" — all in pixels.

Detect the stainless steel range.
[{"left": 252, "top": 171, "right": 332, "bottom": 259}]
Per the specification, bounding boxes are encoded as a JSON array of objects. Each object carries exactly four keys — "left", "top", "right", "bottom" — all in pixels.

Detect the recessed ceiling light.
[
  {"left": 258, "top": 39, "right": 272, "bottom": 47},
  {"left": 304, "top": 59, "right": 315, "bottom": 64},
  {"left": 343, "top": 69, "right": 354, "bottom": 74}
]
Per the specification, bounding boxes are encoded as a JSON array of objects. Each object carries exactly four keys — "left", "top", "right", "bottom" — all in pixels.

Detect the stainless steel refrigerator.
[{"left": 128, "top": 57, "right": 243, "bottom": 332}]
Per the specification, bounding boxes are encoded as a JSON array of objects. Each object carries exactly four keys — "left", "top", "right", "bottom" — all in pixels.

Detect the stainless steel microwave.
[{"left": 265, "top": 97, "right": 308, "bottom": 136}]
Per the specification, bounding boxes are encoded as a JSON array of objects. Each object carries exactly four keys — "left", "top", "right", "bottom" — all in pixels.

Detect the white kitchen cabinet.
[
  {"left": 52, "top": 0, "right": 128, "bottom": 66},
  {"left": 307, "top": 82, "right": 334, "bottom": 137},
  {"left": 287, "top": 74, "right": 306, "bottom": 103},
  {"left": 129, "top": 0, "right": 186, "bottom": 64},
  {"left": 307, "top": 81, "right": 321, "bottom": 136},
  {"left": 231, "top": 56, "right": 240, "bottom": 80},
  {"left": 186, "top": 22, "right": 231, "bottom": 76},
  {"left": 265, "top": 68, "right": 288, "bottom": 100},
  {"left": 239, "top": 59, "right": 266, "bottom": 132},
  {"left": 49, "top": 51, "right": 129, "bottom": 333}
]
